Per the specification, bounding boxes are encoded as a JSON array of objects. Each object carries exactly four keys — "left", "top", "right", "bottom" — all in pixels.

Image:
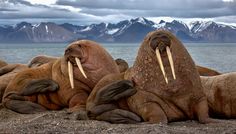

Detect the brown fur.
[
  {"left": 197, "top": 66, "right": 221, "bottom": 76},
  {"left": 201, "top": 73, "right": 236, "bottom": 118},
  {"left": 87, "top": 30, "right": 214, "bottom": 124},
  {"left": 3, "top": 40, "right": 119, "bottom": 115}
]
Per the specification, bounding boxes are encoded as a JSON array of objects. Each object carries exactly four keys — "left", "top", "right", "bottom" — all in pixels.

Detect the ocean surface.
[{"left": 0, "top": 42, "right": 236, "bottom": 73}]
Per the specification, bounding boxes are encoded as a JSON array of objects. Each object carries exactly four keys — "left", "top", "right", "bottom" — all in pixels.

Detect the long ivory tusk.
[
  {"left": 156, "top": 48, "right": 168, "bottom": 84},
  {"left": 68, "top": 61, "right": 74, "bottom": 89},
  {"left": 166, "top": 46, "right": 176, "bottom": 79},
  {"left": 75, "top": 57, "right": 87, "bottom": 79}
]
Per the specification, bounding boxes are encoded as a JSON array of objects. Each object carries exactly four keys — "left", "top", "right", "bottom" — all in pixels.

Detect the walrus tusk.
[
  {"left": 166, "top": 46, "right": 176, "bottom": 79},
  {"left": 156, "top": 48, "right": 168, "bottom": 84},
  {"left": 75, "top": 57, "right": 87, "bottom": 79},
  {"left": 68, "top": 61, "right": 74, "bottom": 89}
]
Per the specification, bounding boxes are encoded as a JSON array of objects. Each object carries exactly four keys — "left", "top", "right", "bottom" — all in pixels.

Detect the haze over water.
[{"left": 0, "top": 43, "right": 236, "bottom": 73}]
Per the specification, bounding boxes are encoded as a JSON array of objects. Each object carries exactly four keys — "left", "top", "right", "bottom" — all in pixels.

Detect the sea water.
[{"left": 0, "top": 42, "right": 236, "bottom": 73}]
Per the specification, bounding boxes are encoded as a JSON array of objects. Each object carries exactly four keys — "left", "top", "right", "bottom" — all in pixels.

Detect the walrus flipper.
[
  {"left": 94, "top": 80, "right": 136, "bottom": 104},
  {"left": 194, "top": 97, "right": 218, "bottom": 123},
  {"left": 87, "top": 80, "right": 140, "bottom": 123},
  {"left": 20, "top": 79, "right": 59, "bottom": 96},
  {"left": 4, "top": 99, "right": 46, "bottom": 114},
  {"left": 96, "top": 109, "right": 141, "bottom": 124},
  {"left": 0, "top": 64, "right": 18, "bottom": 76}
]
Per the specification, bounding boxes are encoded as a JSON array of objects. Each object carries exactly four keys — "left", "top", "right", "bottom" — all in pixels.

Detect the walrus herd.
[{"left": 0, "top": 30, "right": 235, "bottom": 125}]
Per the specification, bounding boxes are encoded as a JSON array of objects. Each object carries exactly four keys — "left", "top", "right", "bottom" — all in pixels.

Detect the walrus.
[
  {"left": 0, "top": 56, "right": 58, "bottom": 102},
  {"left": 86, "top": 30, "right": 215, "bottom": 124},
  {"left": 115, "top": 58, "right": 219, "bottom": 76},
  {"left": 2, "top": 40, "right": 119, "bottom": 118},
  {"left": 28, "top": 55, "right": 58, "bottom": 68},
  {"left": 197, "top": 66, "right": 220, "bottom": 76},
  {"left": 0, "top": 64, "right": 28, "bottom": 102},
  {"left": 0, "top": 60, "right": 7, "bottom": 68},
  {"left": 201, "top": 73, "right": 236, "bottom": 118},
  {"left": 115, "top": 58, "right": 129, "bottom": 73}
]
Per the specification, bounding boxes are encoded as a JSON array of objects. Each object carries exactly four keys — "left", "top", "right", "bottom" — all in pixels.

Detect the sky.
[{"left": 0, "top": 0, "right": 236, "bottom": 25}]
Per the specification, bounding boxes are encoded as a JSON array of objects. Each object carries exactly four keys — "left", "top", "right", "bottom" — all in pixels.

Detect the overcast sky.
[{"left": 0, "top": 0, "right": 236, "bottom": 25}]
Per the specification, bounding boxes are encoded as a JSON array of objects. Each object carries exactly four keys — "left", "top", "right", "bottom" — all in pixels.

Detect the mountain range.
[{"left": 0, "top": 17, "right": 236, "bottom": 43}]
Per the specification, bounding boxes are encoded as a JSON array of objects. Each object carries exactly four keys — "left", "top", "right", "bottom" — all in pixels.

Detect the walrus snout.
[
  {"left": 149, "top": 32, "right": 176, "bottom": 84},
  {"left": 64, "top": 42, "right": 88, "bottom": 89},
  {"left": 150, "top": 33, "right": 171, "bottom": 53}
]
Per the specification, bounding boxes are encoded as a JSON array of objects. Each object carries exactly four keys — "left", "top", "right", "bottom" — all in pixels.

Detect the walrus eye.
[{"left": 65, "top": 48, "right": 72, "bottom": 55}]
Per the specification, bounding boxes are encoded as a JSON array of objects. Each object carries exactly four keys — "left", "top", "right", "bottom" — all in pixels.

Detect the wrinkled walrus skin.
[
  {"left": 114, "top": 58, "right": 220, "bottom": 77},
  {"left": 0, "top": 56, "right": 58, "bottom": 103},
  {"left": 0, "top": 64, "right": 28, "bottom": 102},
  {"left": 3, "top": 40, "right": 119, "bottom": 117},
  {"left": 87, "top": 30, "right": 215, "bottom": 124},
  {"left": 201, "top": 72, "right": 236, "bottom": 118}
]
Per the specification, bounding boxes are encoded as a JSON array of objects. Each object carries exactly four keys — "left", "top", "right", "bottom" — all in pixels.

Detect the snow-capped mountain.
[
  {"left": 0, "top": 22, "right": 75, "bottom": 43},
  {"left": 1, "top": 17, "right": 236, "bottom": 43}
]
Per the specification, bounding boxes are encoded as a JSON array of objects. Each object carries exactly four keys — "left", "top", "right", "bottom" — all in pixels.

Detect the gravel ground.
[{"left": 0, "top": 105, "right": 236, "bottom": 134}]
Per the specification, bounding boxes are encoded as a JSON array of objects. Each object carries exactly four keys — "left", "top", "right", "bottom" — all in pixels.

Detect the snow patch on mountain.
[
  {"left": 81, "top": 26, "right": 91, "bottom": 32},
  {"left": 107, "top": 28, "right": 119, "bottom": 34},
  {"left": 45, "top": 25, "right": 49, "bottom": 33}
]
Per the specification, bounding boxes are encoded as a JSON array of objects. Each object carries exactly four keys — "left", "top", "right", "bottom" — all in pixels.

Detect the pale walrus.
[
  {"left": 201, "top": 73, "right": 236, "bottom": 118},
  {"left": 86, "top": 30, "right": 215, "bottom": 124},
  {"left": 0, "top": 56, "right": 58, "bottom": 102},
  {"left": 2, "top": 40, "right": 119, "bottom": 118}
]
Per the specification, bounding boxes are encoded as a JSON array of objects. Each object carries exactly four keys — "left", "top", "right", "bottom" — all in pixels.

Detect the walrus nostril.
[{"left": 150, "top": 34, "right": 171, "bottom": 53}]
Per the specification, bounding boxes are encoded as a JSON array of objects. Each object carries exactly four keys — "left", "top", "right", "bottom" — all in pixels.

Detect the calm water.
[{"left": 0, "top": 42, "right": 236, "bottom": 73}]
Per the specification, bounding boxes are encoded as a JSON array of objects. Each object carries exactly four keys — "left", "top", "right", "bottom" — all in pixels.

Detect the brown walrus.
[
  {"left": 86, "top": 30, "right": 215, "bottom": 124},
  {"left": 0, "top": 60, "right": 7, "bottom": 68},
  {"left": 197, "top": 65, "right": 221, "bottom": 76},
  {"left": 115, "top": 58, "right": 129, "bottom": 73},
  {"left": 115, "top": 58, "right": 220, "bottom": 76},
  {"left": 0, "top": 56, "right": 58, "bottom": 103},
  {"left": 28, "top": 55, "right": 58, "bottom": 68},
  {"left": 0, "top": 64, "right": 28, "bottom": 102},
  {"left": 2, "top": 40, "right": 119, "bottom": 118},
  {"left": 201, "top": 73, "right": 236, "bottom": 118}
]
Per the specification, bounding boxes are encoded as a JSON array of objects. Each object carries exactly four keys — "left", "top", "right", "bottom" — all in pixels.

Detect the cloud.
[
  {"left": 0, "top": 8, "right": 18, "bottom": 11},
  {"left": 56, "top": 0, "right": 236, "bottom": 18},
  {"left": 0, "top": 0, "right": 236, "bottom": 25}
]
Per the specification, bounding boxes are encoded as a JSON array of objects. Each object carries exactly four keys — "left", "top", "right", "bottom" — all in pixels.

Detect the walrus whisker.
[
  {"left": 155, "top": 48, "right": 168, "bottom": 84},
  {"left": 166, "top": 46, "right": 176, "bottom": 80},
  {"left": 75, "top": 57, "right": 87, "bottom": 79},
  {"left": 68, "top": 61, "right": 74, "bottom": 89}
]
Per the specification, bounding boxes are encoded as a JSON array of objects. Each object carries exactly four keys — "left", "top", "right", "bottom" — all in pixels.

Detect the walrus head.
[
  {"left": 128, "top": 30, "right": 197, "bottom": 89},
  {"left": 149, "top": 31, "right": 176, "bottom": 84},
  {"left": 28, "top": 55, "right": 58, "bottom": 68},
  {"left": 64, "top": 40, "right": 119, "bottom": 89}
]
